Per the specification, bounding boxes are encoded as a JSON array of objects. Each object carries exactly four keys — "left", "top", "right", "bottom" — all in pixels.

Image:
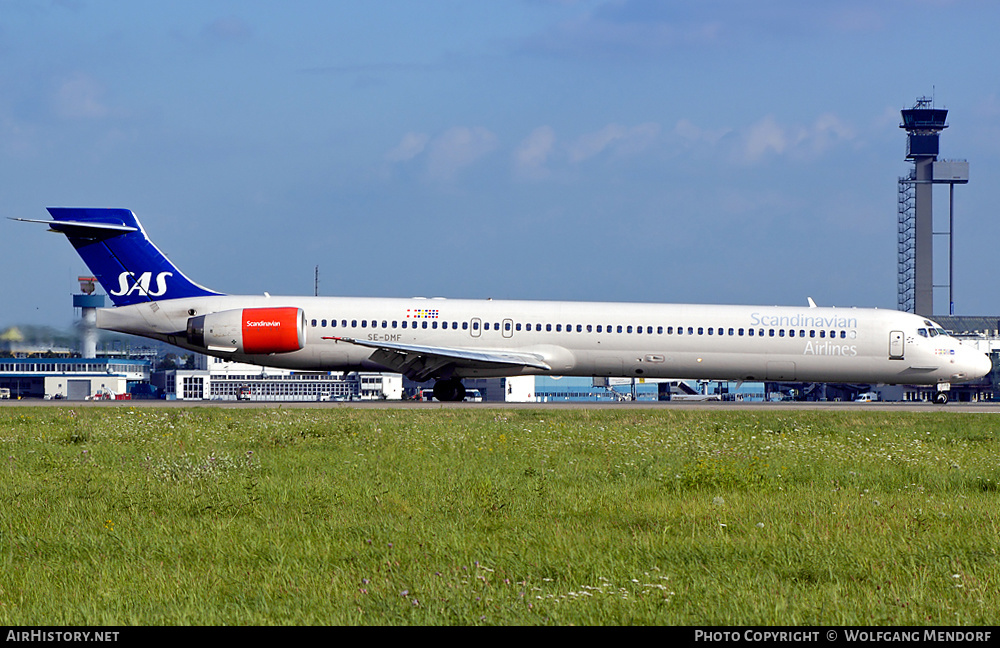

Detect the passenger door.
[{"left": 889, "top": 330, "right": 904, "bottom": 360}]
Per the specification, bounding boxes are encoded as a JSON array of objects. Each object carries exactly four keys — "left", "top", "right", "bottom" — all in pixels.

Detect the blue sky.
[{"left": 4, "top": 0, "right": 1000, "bottom": 329}]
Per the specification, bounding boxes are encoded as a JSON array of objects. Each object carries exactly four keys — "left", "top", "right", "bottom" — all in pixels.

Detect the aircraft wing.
[{"left": 322, "top": 336, "right": 551, "bottom": 382}]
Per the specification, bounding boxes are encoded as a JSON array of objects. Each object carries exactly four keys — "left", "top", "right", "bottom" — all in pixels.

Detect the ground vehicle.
[
  {"left": 855, "top": 392, "right": 878, "bottom": 403},
  {"left": 0, "top": 388, "right": 10, "bottom": 399},
  {"left": 421, "top": 387, "right": 482, "bottom": 402}
]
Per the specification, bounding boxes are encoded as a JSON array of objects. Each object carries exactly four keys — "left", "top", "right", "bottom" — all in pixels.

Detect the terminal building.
[
  {"left": 414, "top": 376, "right": 766, "bottom": 403},
  {"left": 155, "top": 354, "right": 402, "bottom": 401},
  {"left": 0, "top": 357, "right": 150, "bottom": 400}
]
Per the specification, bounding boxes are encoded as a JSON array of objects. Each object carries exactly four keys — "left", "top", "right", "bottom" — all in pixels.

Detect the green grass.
[{"left": 1, "top": 406, "right": 998, "bottom": 625}]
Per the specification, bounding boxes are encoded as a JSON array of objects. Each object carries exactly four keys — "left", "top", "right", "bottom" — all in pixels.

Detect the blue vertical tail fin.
[{"left": 38, "top": 208, "right": 222, "bottom": 306}]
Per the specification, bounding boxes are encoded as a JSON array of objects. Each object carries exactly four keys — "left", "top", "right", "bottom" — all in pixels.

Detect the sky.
[{"left": 3, "top": 0, "right": 1000, "bottom": 330}]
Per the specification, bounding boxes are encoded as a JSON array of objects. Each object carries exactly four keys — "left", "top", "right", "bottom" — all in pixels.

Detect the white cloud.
[
  {"left": 52, "top": 73, "right": 108, "bottom": 119},
  {"left": 809, "top": 112, "right": 855, "bottom": 153},
  {"left": 385, "top": 132, "right": 430, "bottom": 162},
  {"left": 425, "top": 126, "right": 498, "bottom": 181},
  {"left": 568, "top": 122, "right": 660, "bottom": 163},
  {"left": 569, "top": 123, "right": 626, "bottom": 162},
  {"left": 513, "top": 125, "right": 556, "bottom": 179},
  {"left": 736, "top": 113, "right": 855, "bottom": 163},
  {"left": 675, "top": 118, "right": 730, "bottom": 146},
  {"left": 742, "top": 115, "right": 789, "bottom": 162},
  {"left": 384, "top": 127, "right": 498, "bottom": 181},
  {"left": 613, "top": 121, "right": 661, "bottom": 157}
]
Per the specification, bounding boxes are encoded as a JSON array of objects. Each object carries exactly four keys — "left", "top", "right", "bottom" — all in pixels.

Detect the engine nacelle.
[{"left": 186, "top": 307, "right": 305, "bottom": 354}]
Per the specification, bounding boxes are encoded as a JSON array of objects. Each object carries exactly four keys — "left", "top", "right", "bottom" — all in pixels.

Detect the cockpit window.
[
  {"left": 928, "top": 328, "right": 939, "bottom": 337},
  {"left": 917, "top": 328, "right": 928, "bottom": 338}
]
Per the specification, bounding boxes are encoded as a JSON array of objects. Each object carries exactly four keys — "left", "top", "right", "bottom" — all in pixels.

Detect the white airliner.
[{"left": 18, "top": 208, "right": 992, "bottom": 402}]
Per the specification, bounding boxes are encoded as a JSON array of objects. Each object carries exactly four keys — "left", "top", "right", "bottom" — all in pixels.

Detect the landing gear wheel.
[
  {"left": 433, "top": 378, "right": 467, "bottom": 402},
  {"left": 934, "top": 391, "right": 949, "bottom": 405}
]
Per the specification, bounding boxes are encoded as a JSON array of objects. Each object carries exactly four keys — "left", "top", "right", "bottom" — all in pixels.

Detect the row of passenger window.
[
  {"left": 313, "top": 318, "right": 470, "bottom": 330},
  {"left": 309, "top": 317, "right": 853, "bottom": 339}
]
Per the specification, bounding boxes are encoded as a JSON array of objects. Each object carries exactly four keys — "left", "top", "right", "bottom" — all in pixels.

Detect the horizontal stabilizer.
[{"left": 11, "top": 217, "right": 138, "bottom": 235}]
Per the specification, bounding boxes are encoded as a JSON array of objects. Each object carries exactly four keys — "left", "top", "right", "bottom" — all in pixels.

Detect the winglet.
[{"left": 807, "top": 297, "right": 817, "bottom": 308}]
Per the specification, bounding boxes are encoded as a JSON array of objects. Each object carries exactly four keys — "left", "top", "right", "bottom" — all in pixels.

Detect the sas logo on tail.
[{"left": 110, "top": 271, "right": 173, "bottom": 297}]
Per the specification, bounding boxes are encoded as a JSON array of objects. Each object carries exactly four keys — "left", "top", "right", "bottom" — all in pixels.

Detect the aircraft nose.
[{"left": 975, "top": 351, "right": 993, "bottom": 379}]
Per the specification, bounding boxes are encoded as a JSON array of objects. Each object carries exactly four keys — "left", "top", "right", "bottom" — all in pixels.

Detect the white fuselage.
[{"left": 97, "top": 294, "right": 991, "bottom": 386}]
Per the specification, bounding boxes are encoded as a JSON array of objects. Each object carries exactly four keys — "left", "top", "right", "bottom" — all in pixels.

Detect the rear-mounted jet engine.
[{"left": 186, "top": 307, "right": 305, "bottom": 354}]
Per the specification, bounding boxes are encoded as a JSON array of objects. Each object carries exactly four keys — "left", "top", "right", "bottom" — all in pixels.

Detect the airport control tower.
[
  {"left": 898, "top": 97, "right": 968, "bottom": 316},
  {"left": 73, "top": 276, "right": 104, "bottom": 358}
]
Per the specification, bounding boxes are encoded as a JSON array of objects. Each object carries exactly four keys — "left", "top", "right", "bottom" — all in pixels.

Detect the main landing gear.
[{"left": 432, "top": 378, "right": 467, "bottom": 402}]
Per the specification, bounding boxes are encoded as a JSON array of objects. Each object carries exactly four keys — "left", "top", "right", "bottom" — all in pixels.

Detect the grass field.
[{"left": 0, "top": 405, "right": 998, "bottom": 625}]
